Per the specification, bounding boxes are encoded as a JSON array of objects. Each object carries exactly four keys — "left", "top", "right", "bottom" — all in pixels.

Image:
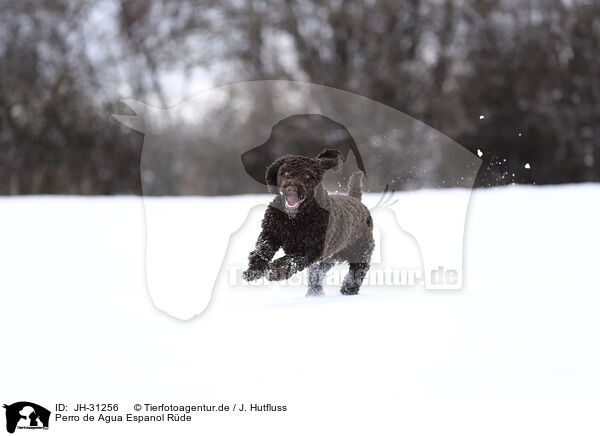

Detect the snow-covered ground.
[{"left": 1, "top": 184, "right": 599, "bottom": 435}]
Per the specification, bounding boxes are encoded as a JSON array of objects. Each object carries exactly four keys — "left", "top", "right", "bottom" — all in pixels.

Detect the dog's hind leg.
[
  {"left": 339, "top": 236, "right": 374, "bottom": 295},
  {"left": 307, "top": 258, "right": 336, "bottom": 296},
  {"left": 340, "top": 262, "right": 370, "bottom": 295}
]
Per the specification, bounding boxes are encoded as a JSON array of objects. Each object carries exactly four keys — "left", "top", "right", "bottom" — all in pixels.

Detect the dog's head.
[{"left": 265, "top": 149, "right": 343, "bottom": 212}]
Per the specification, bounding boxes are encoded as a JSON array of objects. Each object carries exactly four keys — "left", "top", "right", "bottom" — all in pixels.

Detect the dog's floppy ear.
[
  {"left": 265, "top": 157, "right": 284, "bottom": 190},
  {"left": 316, "top": 148, "right": 344, "bottom": 171}
]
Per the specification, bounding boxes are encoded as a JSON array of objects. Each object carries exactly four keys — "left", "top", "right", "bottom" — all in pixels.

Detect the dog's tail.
[{"left": 348, "top": 171, "right": 364, "bottom": 200}]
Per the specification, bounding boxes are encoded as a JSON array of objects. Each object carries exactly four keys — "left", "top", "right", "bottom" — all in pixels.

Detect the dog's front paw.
[
  {"left": 266, "top": 265, "right": 292, "bottom": 281},
  {"left": 267, "top": 256, "right": 304, "bottom": 281},
  {"left": 242, "top": 267, "right": 266, "bottom": 282}
]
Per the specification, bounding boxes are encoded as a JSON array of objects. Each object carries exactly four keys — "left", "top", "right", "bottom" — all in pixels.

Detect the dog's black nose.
[{"left": 284, "top": 185, "right": 298, "bottom": 195}]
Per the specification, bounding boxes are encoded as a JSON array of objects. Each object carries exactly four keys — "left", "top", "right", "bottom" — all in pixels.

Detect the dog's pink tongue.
[{"left": 286, "top": 197, "right": 300, "bottom": 207}]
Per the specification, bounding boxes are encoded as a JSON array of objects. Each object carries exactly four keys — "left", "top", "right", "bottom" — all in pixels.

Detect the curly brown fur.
[{"left": 242, "top": 148, "right": 374, "bottom": 296}]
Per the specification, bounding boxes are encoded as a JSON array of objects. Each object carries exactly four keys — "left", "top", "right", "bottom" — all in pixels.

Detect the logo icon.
[{"left": 3, "top": 402, "right": 50, "bottom": 434}]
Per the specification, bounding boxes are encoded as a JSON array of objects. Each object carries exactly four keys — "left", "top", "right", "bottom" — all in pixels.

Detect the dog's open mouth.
[{"left": 285, "top": 196, "right": 304, "bottom": 209}]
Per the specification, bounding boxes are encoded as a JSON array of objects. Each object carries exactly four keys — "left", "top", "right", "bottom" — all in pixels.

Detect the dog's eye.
[{"left": 284, "top": 172, "right": 289, "bottom": 177}]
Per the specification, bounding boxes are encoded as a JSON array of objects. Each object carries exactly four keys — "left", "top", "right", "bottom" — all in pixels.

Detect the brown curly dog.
[{"left": 242, "top": 149, "right": 374, "bottom": 296}]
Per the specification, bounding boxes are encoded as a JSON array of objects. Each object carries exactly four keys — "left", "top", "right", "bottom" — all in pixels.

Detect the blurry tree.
[
  {"left": 0, "top": 0, "right": 598, "bottom": 194},
  {"left": 0, "top": 0, "right": 143, "bottom": 194}
]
